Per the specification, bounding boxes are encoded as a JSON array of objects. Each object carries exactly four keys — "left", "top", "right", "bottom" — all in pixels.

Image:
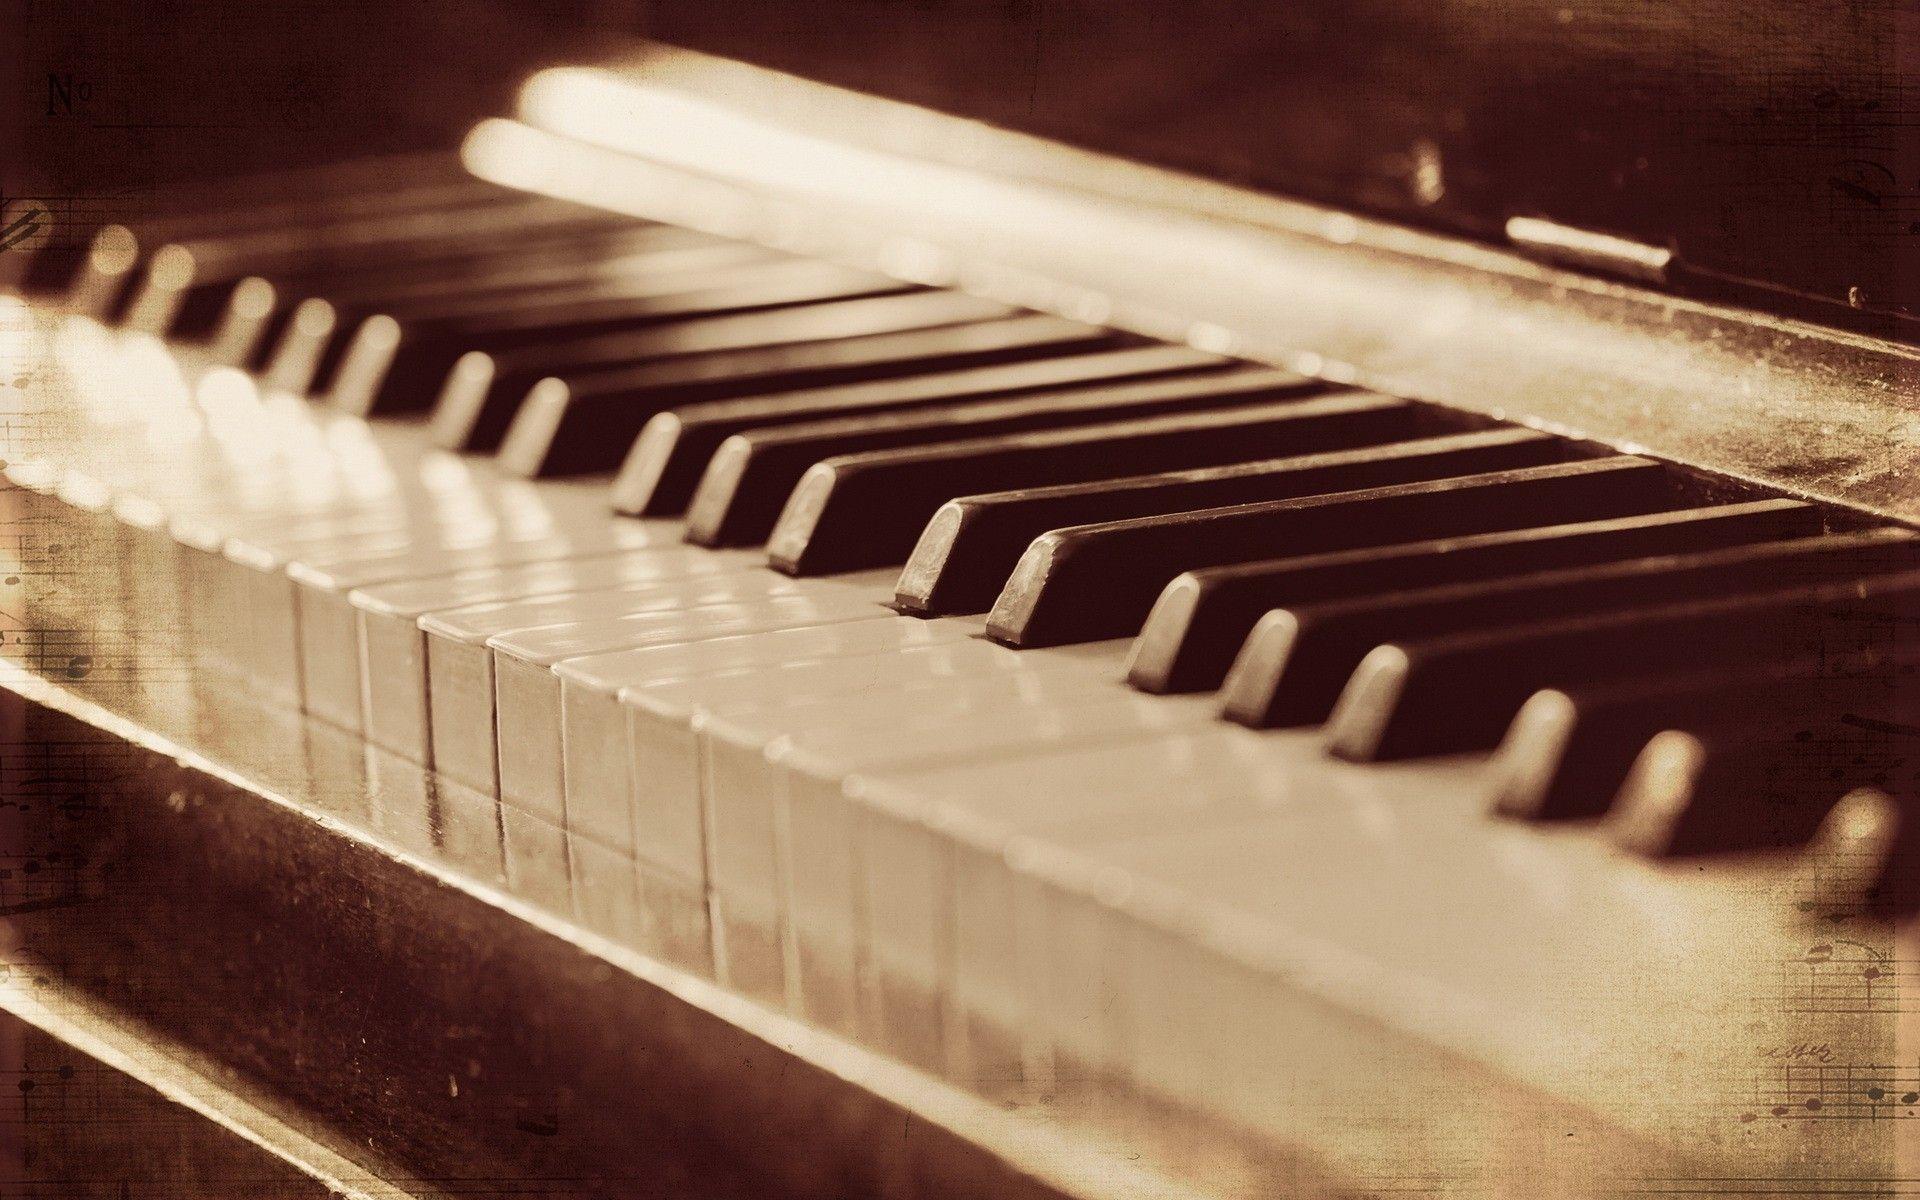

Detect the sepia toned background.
[{"left": 0, "top": 1, "right": 1913, "bottom": 1195}]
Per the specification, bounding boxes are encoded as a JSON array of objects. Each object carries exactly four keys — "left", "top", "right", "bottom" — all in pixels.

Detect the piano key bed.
[{"left": 1, "top": 152, "right": 1913, "bottom": 1197}]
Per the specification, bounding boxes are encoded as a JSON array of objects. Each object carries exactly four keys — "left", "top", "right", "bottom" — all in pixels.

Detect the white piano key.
[
  {"left": 44, "top": 472, "right": 124, "bottom": 686},
  {"left": 852, "top": 787, "right": 954, "bottom": 1073},
  {"left": 585, "top": 633, "right": 1105, "bottom": 1030},
  {"left": 350, "top": 542, "right": 758, "bottom": 763},
  {"left": 510, "top": 573, "right": 861, "bottom": 849},
  {"left": 840, "top": 729, "right": 1308, "bottom": 1085},
  {"left": 425, "top": 632, "right": 505, "bottom": 800},
  {"left": 487, "top": 589, "right": 891, "bottom": 839},
  {"left": 169, "top": 498, "right": 473, "bottom": 695},
  {"left": 500, "top": 796, "right": 575, "bottom": 912},
  {"left": 114, "top": 406, "right": 431, "bottom": 517},
  {"left": 162, "top": 421, "right": 615, "bottom": 705},
  {"left": 599, "top": 617, "right": 1007, "bottom": 973},
  {"left": 576, "top": 622, "right": 1029, "bottom": 967},
  {"left": 691, "top": 661, "right": 1133, "bottom": 1010},
  {"left": 614, "top": 625, "right": 1111, "bottom": 908},
  {"left": 418, "top": 565, "right": 806, "bottom": 798},
  {"left": 175, "top": 472, "right": 608, "bottom": 704},
  {"left": 216, "top": 523, "right": 483, "bottom": 708},
  {"left": 567, "top": 819, "right": 645, "bottom": 946},
  {"left": 613, "top": 634, "right": 1038, "bottom": 992},
  {"left": 109, "top": 494, "right": 195, "bottom": 696},
  {"left": 176, "top": 520, "right": 270, "bottom": 682},
  {"left": 609, "top": 612, "right": 1000, "bottom": 701},
  {"left": 437, "top": 769, "right": 510, "bottom": 884},
  {"left": 224, "top": 539, "right": 336, "bottom": 708},
  {"left": 1051, "top": 788, "right": 1586, "bottom": 1182},
  {"left": 285, "top": 519, "right": 668, "bottom": 730},
  {"left": 562, "top": 598, "right": 960, "bottom": 879},
  {"left": 97, "top": 395, "right": 615, "bottom": 704},
  {"left": 771, "top": 682, "right": 1216, "bottom": 1070},
  {"left": 361, "top": 739, "right": 440, "bottom": 859},
  {"left": 183, "top": 531, "right": 369, "bottom": 698},
  {"left": 209, "top": 505, "right": 449, "bottom": 550}
]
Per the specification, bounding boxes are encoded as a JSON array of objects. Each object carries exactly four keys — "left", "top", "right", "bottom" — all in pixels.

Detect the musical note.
[
  {"left": 1773, "top": 940, "right": 1910, "bottom": 1014},
  {"left": 1742, "top": 1059, "right": 1920, "bottom": 1123}
]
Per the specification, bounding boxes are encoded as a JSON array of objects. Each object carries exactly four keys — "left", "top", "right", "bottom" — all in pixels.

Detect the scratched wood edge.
[
  {"left": 0, "top": 672, "right": 1254, "bottom": 1200},
  {"left": 0, "top": 964, "right": 423, "bottom": 1200},
  {"left": 478, "top": 46, "right": 1917, "bottom": 526}
]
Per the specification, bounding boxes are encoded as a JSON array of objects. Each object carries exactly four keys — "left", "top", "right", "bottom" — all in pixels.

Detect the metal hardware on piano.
[{"left": 0, "top": 25, "right": 1914, "bottom": 1200}]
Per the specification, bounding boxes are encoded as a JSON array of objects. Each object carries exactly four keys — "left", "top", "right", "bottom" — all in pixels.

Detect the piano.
[{"left": 0, "top": 4, "right": 1915, "bottom": 1196}]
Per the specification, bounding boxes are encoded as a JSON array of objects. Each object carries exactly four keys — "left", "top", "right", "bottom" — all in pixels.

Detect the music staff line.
[
  {"left": 1770, "top": 941, "right": 1915, "bottom": 1014},
  {"left": 1745, "top": 1060, "right": 1920, "bottom": 1122}
]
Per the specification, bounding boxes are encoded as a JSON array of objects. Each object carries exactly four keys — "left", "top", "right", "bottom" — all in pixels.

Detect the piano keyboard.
[{"left": 4, "top": 151, "right": 1914, "bottom": 1188}]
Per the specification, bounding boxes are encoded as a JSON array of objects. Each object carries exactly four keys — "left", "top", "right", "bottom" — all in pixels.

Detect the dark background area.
[
  {"left": 1, "top": 1, "right": 645, "bottom": 223},
  {"left": 2, "top": 0, "right": 1914, "bottom": 329}
]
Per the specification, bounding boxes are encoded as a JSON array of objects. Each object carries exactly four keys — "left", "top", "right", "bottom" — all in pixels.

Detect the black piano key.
[
  {"left": 267, "top": 233, "right": 774, "bottom": 386},
  {"left": 259, "top": 297, "right": 342, "bottom": 394},
  {"left": 1219, "top": 527, "right": 1920, "bottom": 729},
  {"left": 196, "top": 216, "right": 676, "bottom": 341},
  {"left": 896, "top": 428, "right": 1563, "bottom": 618},
  {"left": 764, "top": 391, "right": 1419, "bottom": 576},
  {"left": 684, "top": 366, "right": 1319, "bottom": 548},
  {"left": 339, "top": 259, "right": 910, "bottom": 421},
  {"left": 240, "top": 293, "right": 320, "bottom": 374},
  {"left": 120, "top": 195, "right": 624, "bottom": 328},
  {"left": 63, "top": 227, "right": 143, "bottom": 320},
  {"left": 120, "top": 243, "right": 196, "bottom": 334},
  {"left": 494, "top": 312, "right": 1119, "bottom": 478},
  {"left": 1608, "top": 704, "right": 1918, "bottom": 858},
  {"left": 207, "top": 276, "right": 280, "bottom": 366},
  {"left": 438, "top": 289, "right": 1014, "bottom": 442},
  {"left": 1487, "top": 645, "right": 1920, "bottom": 822},
  {"left": 306, "top": 229, "right": 770, "bottom": 326},
  {"left": 1129, "top": 499, "right": 1824, "bottom": 695},
  {"left": 460, "top": 288, "right": 1010, "bottom": 386},
  {"left": 987, "top": 456, "right": 1677, "bottom": 648},
  {"left": 155, "top": 192, "right": 616, "bottom": 286},
  {"left": 158, "top": 205, "right": 650, "bottom": 340},
  {"left": 11, "top": 167, "right": 505, "bottom": 297},
  {"left": 119, "top": 158, "right": 506, "bottom": 244},
  {"left": 398, "top": 256, "right": 908, "bottom": 428},
  {"left": 13, "top": 235, "right": 96, "bottom": 301},
  {"left": 210, "top": 224, "right": 739, "bottom": 361},
  {"left": 1323, "top": 569, "right": 1920, "bottom": 762},
  {"left": 612, "top": 344, "right": 1232, "bottom": 517}
]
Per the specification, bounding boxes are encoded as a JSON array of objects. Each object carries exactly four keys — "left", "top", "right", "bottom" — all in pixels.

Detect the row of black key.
[{"left": 26, "top": 154, "right": 1916, "bottom": 910}]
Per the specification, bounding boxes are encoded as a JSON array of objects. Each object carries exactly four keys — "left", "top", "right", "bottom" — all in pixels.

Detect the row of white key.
[{"left": 7, "top": 310, "right": 1895, "bottom": 1189}]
